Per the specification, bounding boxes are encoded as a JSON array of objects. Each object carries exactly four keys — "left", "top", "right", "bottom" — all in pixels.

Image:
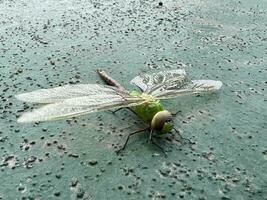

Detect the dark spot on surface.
[
  {"left": 17, "top": 185, "right": 25, "bottom": 191},
  {"left": 76, "top": 188, "right": 85, "bottom": 198},
  {"left": 54, "top": 191, "right": 61, "bottom": 197},
  {"left": 221, "top": 197, "right": 231, "bottom": 200},
  {"left": 70, "top": 178, "right": 78, "bottom": 187},
  {"left": 88, "top": 160, "right": 98, "bottom": 166},
  {"left": 55, "top": 174, "right": 62, "bottom": 179},
  {"left": 68, "top": 153, "right": 79, "bottom": 158}
]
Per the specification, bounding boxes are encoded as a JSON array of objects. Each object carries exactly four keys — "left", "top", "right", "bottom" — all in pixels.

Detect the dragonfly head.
[{"left": 151, "top": 110, "right": 174, "bottom": 134}]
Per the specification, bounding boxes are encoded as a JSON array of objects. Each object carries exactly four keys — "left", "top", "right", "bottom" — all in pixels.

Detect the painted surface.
[{"left": 0, "top": 0, "right": 266, "bottom": 199}]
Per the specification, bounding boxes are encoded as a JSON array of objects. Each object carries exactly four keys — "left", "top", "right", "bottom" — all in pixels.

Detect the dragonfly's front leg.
[
  {"left": 149, "top": 130, "right": 167, "bottom": 157},
  {"left": 108, "top": 107, "right": 124, "bottom": 114},
  {"left": 173, "top": 128, "right": 195, "bottom": 145},
  {"left": 116, "top": 127, "right": 149, "bottom": 154},
  {"left": 171, "top": 110, "right": 181, "bottom": 117}
]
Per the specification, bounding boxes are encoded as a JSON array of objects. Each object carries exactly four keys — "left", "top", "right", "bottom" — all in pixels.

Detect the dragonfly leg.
[
  {"left": 116, "top": 127, "right": 149, "bottom": 154},
  {"left": 173, "top": 127, "right": 195, "bottom": 145},
  {"left": 111, "top": 107, "right": 124, "bottom": 114},
  {"left": 171, "top": 110, "right": 181, "bottom": 117},
  {"left": 149, "top": 130, "right": 167, "bottom": 157}
]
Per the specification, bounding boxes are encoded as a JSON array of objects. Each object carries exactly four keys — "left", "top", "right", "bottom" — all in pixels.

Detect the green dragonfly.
[{"left": 16, "top": 69, "right": 222, "bottom": 154}]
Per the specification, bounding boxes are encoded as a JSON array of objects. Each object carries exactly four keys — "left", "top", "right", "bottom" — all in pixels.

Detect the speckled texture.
[{"left": 0, "top": 0, "right": 266, "bottom": 199}]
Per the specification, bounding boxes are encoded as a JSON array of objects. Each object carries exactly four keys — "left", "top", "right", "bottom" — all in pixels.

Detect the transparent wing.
[
  {"left": 15, "top": 84, "right": 123, "bottom": 103},
  {"left": 130, "top": 69, "right": 186, "bottom": 92},
  {"left": 16, "top": 84, "right": 145, "bottom": 123},
  {"left": 153, "top": 79, "right": 223, "bottom": 99},
  {"left": 131, "top": 69, "right": 222, "bottom": 99}
]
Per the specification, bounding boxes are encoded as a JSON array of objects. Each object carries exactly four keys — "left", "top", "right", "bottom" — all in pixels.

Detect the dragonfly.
[{"left": 16, "top": 69, "right": 222, "bottom": 155}]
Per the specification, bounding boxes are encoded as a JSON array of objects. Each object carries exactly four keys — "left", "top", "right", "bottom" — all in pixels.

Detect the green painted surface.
[{"left": 0, "top": 0, "right": 266, "bottom": 199}]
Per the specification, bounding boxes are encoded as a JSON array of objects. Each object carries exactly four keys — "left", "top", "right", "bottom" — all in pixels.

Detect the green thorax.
[{"left": 129, "top": 91, "right": 164, "bottom": 122}]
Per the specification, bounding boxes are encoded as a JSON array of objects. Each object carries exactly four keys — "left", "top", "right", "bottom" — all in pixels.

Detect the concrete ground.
[{"left": 0, "top": 0, "right": 266, "bottom": 199}]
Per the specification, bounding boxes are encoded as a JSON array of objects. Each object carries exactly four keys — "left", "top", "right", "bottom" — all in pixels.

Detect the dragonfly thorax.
[
  {"left": 151, "top": 110, "right": 174, "bottom": 134},
  {"left": 140, "top": 93, "right": 157, "bottom": 102}
]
